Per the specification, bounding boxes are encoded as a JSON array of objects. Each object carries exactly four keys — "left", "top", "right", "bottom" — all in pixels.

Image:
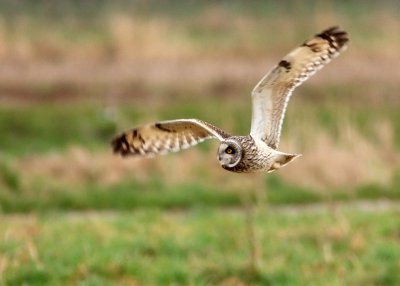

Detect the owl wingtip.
[
  {"left": 111, "top": 134, "right": 130, "bottom": 156},
  {"left": 317, "top": 26, "right": 349, "bottom": 50}
]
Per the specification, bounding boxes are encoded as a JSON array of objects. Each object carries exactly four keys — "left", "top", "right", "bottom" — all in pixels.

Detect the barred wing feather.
[{"left": 250, "top": 26, "right": 349, "bottom": 149}]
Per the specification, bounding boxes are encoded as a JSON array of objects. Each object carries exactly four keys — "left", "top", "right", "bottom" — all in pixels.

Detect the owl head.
[{"left": 217, "top": 139, "right": 243, "bottom": 168}]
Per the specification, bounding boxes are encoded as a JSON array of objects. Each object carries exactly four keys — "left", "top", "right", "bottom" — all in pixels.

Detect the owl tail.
[{"left": 267, "top": 151, "right": 301, "bottom": 173}]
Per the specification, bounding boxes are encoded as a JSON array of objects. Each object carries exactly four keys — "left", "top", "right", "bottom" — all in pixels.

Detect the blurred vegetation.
[
  {"left": 0, "top": 0, "right": 397, "bottom": 62},
  {"left": 2, "top": 209, "right": 400, "bottom": 285}
]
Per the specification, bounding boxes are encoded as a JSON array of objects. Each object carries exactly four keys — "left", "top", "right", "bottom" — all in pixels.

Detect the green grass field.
[{"left": 2, "top": 207, "right": 400, "bottom": 285}]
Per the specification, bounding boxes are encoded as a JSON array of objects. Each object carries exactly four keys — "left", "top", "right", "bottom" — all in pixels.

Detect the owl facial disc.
[{"left": 217, "top": 139, "right": 242, "bottom": 168}]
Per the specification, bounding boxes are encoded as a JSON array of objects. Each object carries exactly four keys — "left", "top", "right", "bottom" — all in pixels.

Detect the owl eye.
[{"left": 225, "top": 147, "right": 235, "bottom": 154}]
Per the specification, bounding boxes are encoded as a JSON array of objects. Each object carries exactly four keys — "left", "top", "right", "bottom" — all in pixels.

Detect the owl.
[{"left": 112, "top": 26, "right": 349, "bottom": 173}]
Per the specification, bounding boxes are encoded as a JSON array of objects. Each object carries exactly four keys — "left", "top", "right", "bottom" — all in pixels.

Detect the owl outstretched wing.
[
  {"left": 112, "top": 119, "right": 230, "bottom": 157},
  {"left": 250, "top": 26, "right": 349, "bottom": 149}
]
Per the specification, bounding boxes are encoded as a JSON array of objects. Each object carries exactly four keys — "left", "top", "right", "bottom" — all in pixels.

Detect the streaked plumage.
[{"left": 112, "top": 26, "right": 349, "bottom": 173}]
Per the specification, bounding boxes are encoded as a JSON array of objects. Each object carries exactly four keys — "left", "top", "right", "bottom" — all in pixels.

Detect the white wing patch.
[{"left": 250, "top": 26, "right": 349, "bottom": 149}]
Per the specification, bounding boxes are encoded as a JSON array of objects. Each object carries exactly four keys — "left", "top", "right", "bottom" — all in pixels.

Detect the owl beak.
[{"left": 218, "top": 155, "right": 231, "bottom": 166}]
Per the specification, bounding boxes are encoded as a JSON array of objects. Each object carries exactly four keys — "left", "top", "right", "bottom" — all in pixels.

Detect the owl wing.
[
  {"left": 112, "top": 119, "right": 230, "bottom": 157},
  {"left": 250, "top": 26, "right": 349, "bottom": 149}
]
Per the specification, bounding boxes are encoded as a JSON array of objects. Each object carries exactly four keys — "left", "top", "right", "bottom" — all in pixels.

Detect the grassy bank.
[{"left": 2, "top": 208, "right": 400, "bottom": 285}]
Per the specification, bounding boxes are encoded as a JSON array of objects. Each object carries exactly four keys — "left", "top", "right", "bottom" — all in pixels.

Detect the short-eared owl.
[{"left": 112, "top": 27, "right": 349, "bottom": 173}]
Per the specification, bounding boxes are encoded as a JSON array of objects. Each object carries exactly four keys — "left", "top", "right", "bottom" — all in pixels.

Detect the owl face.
[{"left": 217, "top": 139, "right": 242, "bottom": 168}]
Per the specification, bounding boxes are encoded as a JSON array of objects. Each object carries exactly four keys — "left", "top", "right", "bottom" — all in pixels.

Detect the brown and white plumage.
[
  {"left": 112, "top": 27, "right": 349, "bottom": 173},
  {"left": 112, "top": 119, "right": 230, "bottom": 157},
  {"left": 250, "top": 26, "right": 348, "bottom": 149}
]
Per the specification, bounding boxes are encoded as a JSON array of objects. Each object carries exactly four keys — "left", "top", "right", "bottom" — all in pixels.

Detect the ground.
[{"left": 2, "top": 202, "right": 400, "bottom": 285}]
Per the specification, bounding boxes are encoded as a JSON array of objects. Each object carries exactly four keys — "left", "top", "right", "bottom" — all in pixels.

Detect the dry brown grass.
[
  {"left": 107, "top": 14, "right": 193, "bottom": 61},
  {"left": 0, "top": 4, "right": 399, "bottom": 106},
  {"left": 0, "top": 3, "right": 398, "bottom": 63},
  {"left": 280, "top": 120, "right": 399, "bottom": 190}
]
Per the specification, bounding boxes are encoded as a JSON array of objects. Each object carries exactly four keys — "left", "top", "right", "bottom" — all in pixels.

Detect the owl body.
[
  {"left": 218, "top": 136, "right": 298, "bottom": 173},
  {"left": 112, "top": 27, "right": 348, "bottom": 173}
]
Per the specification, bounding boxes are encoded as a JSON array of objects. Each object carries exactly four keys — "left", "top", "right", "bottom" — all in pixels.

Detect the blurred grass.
[
  {"left": 0, "top": 104, "right": 115, "bottom": 155},
  {"left": 0, "top": 0, "right": 398, "bottom": 61},
  {"left": 1, "top": 159, "right": 400, "bottom": 213},
  {"left": 2, "top": 208, "right": 400, "bottom": 285}
]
